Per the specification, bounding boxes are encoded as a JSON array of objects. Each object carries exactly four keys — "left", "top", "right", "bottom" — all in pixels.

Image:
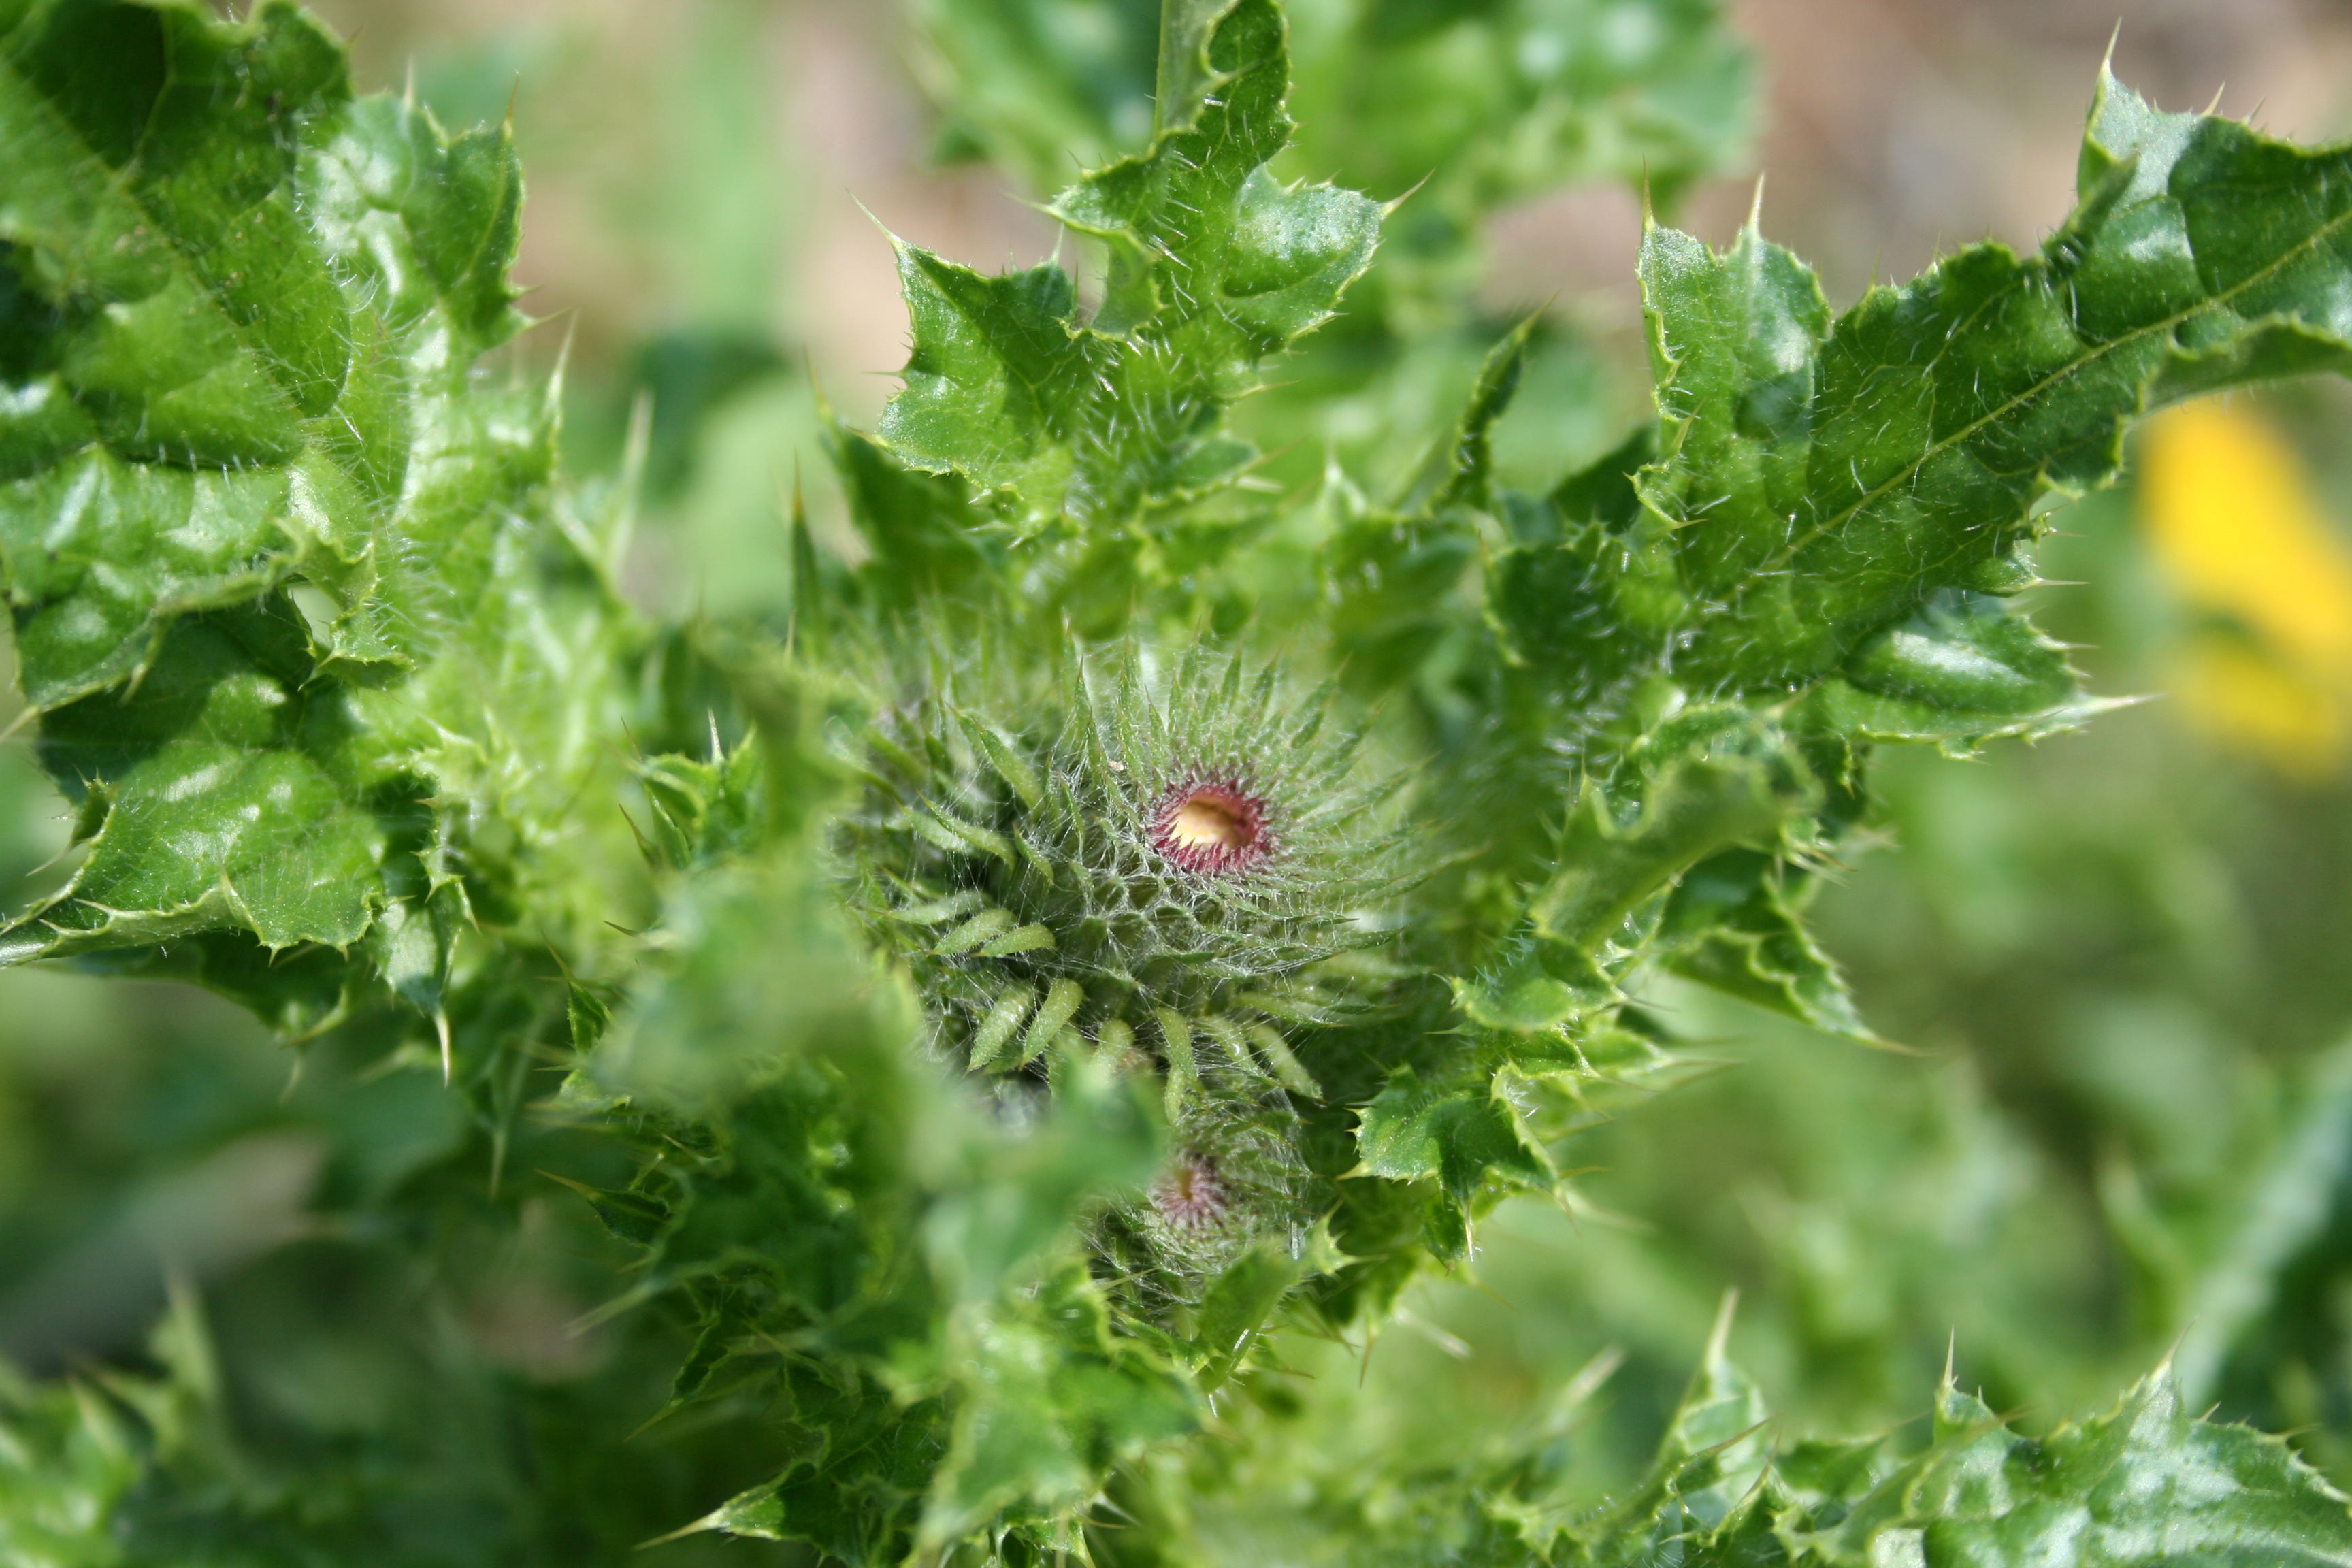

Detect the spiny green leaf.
[
  {"left": 6, "top": 606, "right": 386, "bottom": 958},
  {"left": 1474, "top": 68, "right": 2352, "bottom": 1044},
  {"left": 878, "top": 0, "right": 1380, "bottom": 534},
  {"left": 1658, "top": 849, "right": 1871, "bottom": 1041},
  {"left": 1797, "top": 585, "right": 2127, "bottom": 753},
  {"left": 0, "top": 0, "right": 524, "bottom": 698},
  {"left": 1322, "top": 1341, "right": 2352, "bottom": 1567},
  {"left": 1530, "top": 709, "right": 1818, "bottom": 953},
  {"left": 1510, "top": 74, "right": 2352, "bottom": 731},
  {"left": 1354, "top": 1064, "right": 1554, "bottom": 1206},
  {"left": 1647, "top": 1301, "right": 1774, "bottom": 1530},
  {"left": 0, "top": 0, "right": 636, "bottom": 1014},
  {"left": 679, "top": 1385, "right": 949, "bottom": 1563},
  {"left": 1804, "top": 1370, "right": 2352, "bottom": 1567}
]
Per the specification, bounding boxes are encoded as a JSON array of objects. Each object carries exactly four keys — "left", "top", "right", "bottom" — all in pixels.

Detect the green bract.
[{"left": 3, "top": 0, "right": 2352, "bottom": 1561}]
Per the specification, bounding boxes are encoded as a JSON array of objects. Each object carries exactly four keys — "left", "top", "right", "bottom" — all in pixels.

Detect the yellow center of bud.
[{"left": 1168, "top": 796, "right": 1249, "bottom": 851}]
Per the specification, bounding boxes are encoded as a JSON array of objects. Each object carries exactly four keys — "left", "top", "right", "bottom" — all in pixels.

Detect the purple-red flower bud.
[{"left": 1149, "top": 779, "right": 1274, "bottom": 877}]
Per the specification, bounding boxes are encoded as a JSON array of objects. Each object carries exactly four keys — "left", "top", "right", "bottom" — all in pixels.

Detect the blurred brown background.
[{"left": 300, "top": 0, "right": 2352, "bottom": 426}]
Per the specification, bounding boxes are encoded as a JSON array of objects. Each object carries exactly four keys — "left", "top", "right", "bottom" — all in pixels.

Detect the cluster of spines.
[
  {"left": 1094, "top": 1105, "right": 1318, "bottom": 1311},
  {"left": 837, "top": 645, "right": 1407, "bottom": 1095}
]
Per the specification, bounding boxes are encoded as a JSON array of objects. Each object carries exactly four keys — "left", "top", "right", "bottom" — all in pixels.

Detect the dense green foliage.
[{"left": 5, "top": 0, "right": 2352, "bottom": 1561}]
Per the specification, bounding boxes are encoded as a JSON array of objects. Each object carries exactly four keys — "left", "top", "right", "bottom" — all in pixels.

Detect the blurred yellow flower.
[{"left": 2137, "top": 400, "right": 2352, "bottom": 777}]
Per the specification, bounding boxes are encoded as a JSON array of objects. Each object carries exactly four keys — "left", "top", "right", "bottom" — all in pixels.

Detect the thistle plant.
[{"left": 7, "top": 0, "right": 2352, "bottom": 1563}]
